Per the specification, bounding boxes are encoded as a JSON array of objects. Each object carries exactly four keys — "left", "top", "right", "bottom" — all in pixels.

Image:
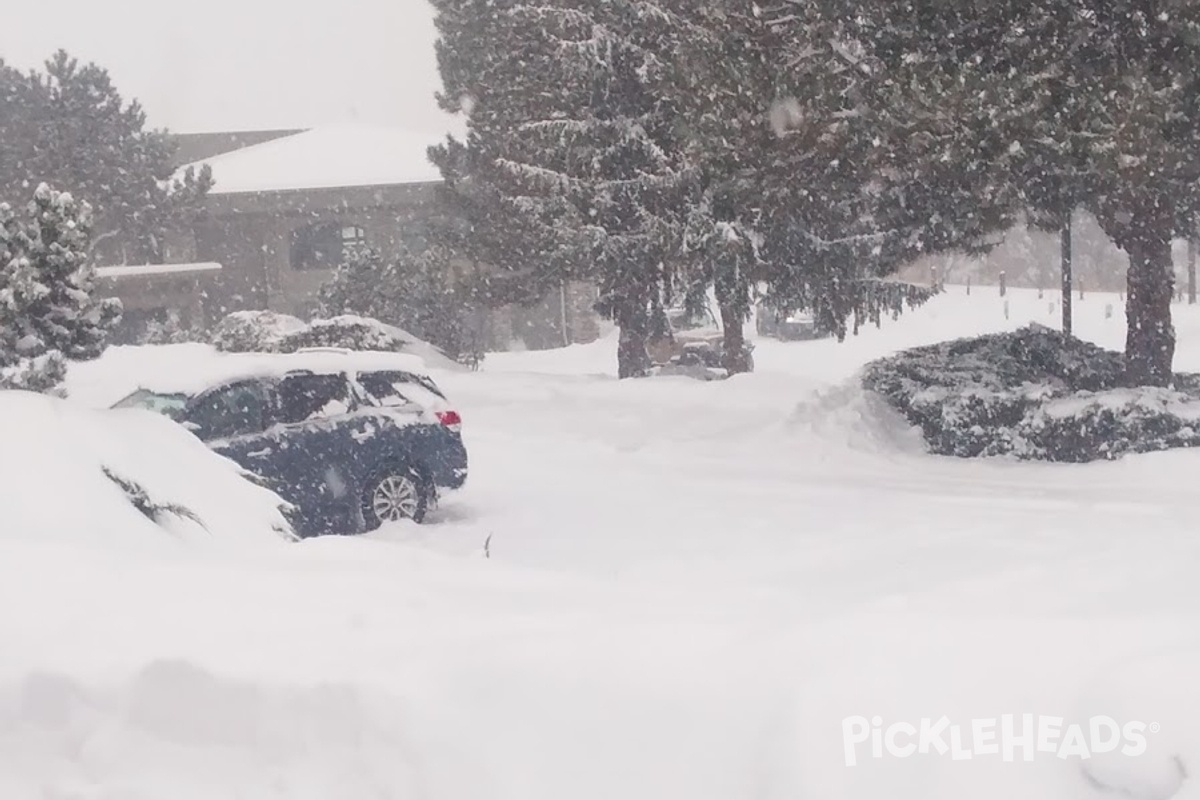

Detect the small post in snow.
[
  {"left": 999, "top": 270, "right": 1007, "bottom": 297},
  {"left": 1061, "top": 216, "right": 1073, "bottom": 336},
  {"left": 559, "top": 281, "right": 570, "bottom": 348},
  {"left": 1189, "top": 232, "right": 1197, "bottom": 304}
]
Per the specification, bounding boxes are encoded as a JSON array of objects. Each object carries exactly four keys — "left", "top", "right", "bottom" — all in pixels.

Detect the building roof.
[
  {"left": 171, "top": 130, "right": 306, "bottom": 168},
  {"left": 177, "top": 124, "right": 445, "bottom": 195}
]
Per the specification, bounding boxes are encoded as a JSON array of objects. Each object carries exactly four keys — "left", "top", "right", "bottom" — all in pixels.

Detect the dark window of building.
[{"left": 289, "top": 222, "right": 366, "bottom": 271}]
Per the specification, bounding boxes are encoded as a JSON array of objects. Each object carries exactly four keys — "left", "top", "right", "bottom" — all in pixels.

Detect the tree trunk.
[
  {"left": 719, "top": 301, "right": 752, "bottom": 375},
  {"left": 615, "top": 301, "right": 652, "bottom": 379},
  {"left": 1124, "top": 216, "right": 1176, "bottom": 387}
]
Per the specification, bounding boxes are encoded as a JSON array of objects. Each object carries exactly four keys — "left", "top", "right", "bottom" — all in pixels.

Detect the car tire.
[{"left": 361, "top": 464, "right": 429, "bottom": 529}]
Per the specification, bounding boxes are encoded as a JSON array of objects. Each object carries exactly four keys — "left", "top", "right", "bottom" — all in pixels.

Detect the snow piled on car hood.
[{"left": 0, "top": 390, "right": 294, "bottom": 546}]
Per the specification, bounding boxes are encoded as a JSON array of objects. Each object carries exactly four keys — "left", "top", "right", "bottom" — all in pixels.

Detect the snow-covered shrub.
[
  {"left": 206, "top": 310, "right": 464, "bottom": 370},
  {"left": 0, "top": 184, "right": 121, "bottom": 392},
  {"left": 0, "top": 350, "right": 66, "bottom": 394},
  {"left": 1019, "top": 390, "right": 1200, "bottom": 462},
  {"left": 275, "top": 315, "right": 410, "bottom": 353},
  {"left": 136, "top": 309, "right": 205, "bottom": 346},
  {"left": 862, "top": 324, "right": 1200, "bottom": 461},
  {"left": 209, "top": 310, "right": 307, "bottom": 353},
  {"left": 102, "top": 466, "right": 207, "bottom": 531}
]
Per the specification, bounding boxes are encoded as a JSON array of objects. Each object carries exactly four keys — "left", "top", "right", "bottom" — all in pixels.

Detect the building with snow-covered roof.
[
  {"left": 100, "top": 124, "right": 601, "bottom": 350},
  {"left": 169, "top": 123, "right": 448, "bottom": 320},
  {"left": 178, "top": 124, "right": 445, "bottom": 194}
]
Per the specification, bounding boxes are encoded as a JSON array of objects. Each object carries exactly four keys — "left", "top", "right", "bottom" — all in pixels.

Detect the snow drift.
[
  {"left": 0, "top": 390, "right": 294, "bottom": 545},
  {"left": 12, "top": 287, "right": 1200, "bottom": 800}
]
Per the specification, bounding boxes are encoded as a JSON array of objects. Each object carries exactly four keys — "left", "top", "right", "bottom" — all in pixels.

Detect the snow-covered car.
[
  {"left": 110, "top": 349, "right": 468, "bottom": 536},
  {"left": 647, "top": 303, "right": 754, "bottom": 377},
  {"left": 756, "top": 306, "right": 829, "bottom": 341}
]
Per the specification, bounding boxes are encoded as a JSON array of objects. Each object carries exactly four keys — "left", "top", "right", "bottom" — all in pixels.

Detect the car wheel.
[{"left": 362, "top": 465, "right": 429, "bottom": 529}]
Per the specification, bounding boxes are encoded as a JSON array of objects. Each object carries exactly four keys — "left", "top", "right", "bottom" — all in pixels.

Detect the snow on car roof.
[{"left": 124, "top": 347, "right": 435, "bottom": 399}]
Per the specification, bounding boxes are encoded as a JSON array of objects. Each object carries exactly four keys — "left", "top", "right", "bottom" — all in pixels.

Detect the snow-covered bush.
[
  {"left": 862, "top": 324, "right": 1200, "bottom": 461},
  {"left": 275, "top": 315, "right": 411, "bottom": 353},
  {"left": 209, "top": 310, "right": 307, "bottom": 353},
  {"left": 207, "top": 310, "right": 463, "bottom": 370},
  {"left": 1020, "top": 389, "right": 1200, "bottom": 461},
  {"left": 0, "top": 351, "right": 66, "bottom": 394},
  {"left": 0, "top": 184, "right": 121, "bottom": 391},
  {"left": 136, "top": 309, "right": 205, "bottom": 346}
]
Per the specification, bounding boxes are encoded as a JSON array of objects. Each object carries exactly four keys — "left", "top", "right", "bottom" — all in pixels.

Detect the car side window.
[
  {"left": 185, "top": 381, "right": 269, "bottom": 441},
  {"left": 273, "top": 373, "right": 353, "bottom": 425}
]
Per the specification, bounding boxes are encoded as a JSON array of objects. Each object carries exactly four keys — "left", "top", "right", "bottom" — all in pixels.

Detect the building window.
[{"left": 289, "top": 221, "right": 366, "bottom": 271}]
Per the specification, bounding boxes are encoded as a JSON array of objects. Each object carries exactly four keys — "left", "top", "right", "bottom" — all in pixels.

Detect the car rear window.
[{"left": 356, "top": 370, "right": 446, "bottom": 410}]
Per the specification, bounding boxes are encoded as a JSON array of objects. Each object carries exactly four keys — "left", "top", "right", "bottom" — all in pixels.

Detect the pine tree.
[
  {"left": 0, "top": 199, "right": 63, "bottom": 391},
  {"left": 819, "top": 0, "right": 1200, "bottom": 385},
  {"left": 428, "top": 135, "right": 580, "bottom": 309},
  {"left": 664, "top": 1, "right": 953, "bottom": 354},
  {"left": 0, "top": 183, "right": 121, "bottom": 391},
  {"left": 430, "top": 0, "right": 694, "bottom": 378},
  {"left": 666, "top": 1, "right": 777, "bottom": 374},
  {"left": 0, "top": 50, "right": 212, "bottom": 265}
]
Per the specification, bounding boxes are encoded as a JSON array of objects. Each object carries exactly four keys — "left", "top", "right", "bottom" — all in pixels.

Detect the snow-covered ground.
[{"left": 5, "top": 286, "right": 1200, "bottom": 799}]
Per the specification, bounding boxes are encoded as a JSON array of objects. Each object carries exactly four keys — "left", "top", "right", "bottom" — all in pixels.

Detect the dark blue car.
[{"left": 112, "top": 351, "right": 468, "bottom": 536}]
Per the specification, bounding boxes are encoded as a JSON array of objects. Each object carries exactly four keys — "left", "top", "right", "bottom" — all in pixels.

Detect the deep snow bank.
[
  {"left": 0, "top": 391, "right": 293, "bottom": 545},
  {"left": 863, "top": 325, "right": 1200, "bottom": 461}
]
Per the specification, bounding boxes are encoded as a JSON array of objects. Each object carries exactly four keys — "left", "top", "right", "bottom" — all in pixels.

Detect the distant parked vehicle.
[
  {"left": 647, "top": 302, "right": 754, "bottom": 379},
  {"left": 755, "top": 305, "right": 830, "bottom": 341},
  {"left": 111, "top": 349, "right": 467, "bottom": 536}
]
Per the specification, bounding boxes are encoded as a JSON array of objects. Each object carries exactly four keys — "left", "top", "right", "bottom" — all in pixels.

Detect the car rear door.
[{"left": 259, "top": 372, "right": 364, "bottom": 533}]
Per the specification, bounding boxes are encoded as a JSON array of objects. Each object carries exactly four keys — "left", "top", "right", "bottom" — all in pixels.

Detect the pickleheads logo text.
[{"left": 842, "top": 714, "right": 1156, "bottom": 766}]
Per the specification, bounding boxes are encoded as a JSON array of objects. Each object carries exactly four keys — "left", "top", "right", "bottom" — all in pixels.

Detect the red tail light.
[{"left": 436, "top": 410, "right": 462, "bottom": 432}]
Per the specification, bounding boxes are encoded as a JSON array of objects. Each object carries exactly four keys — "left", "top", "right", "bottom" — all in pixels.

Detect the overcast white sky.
[{"left": 5, "top": 0, "right": 459, "bottom": 136}]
